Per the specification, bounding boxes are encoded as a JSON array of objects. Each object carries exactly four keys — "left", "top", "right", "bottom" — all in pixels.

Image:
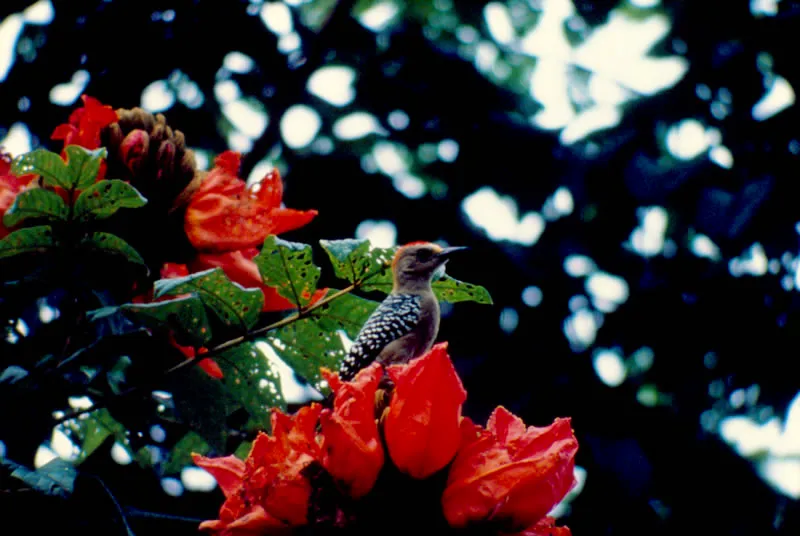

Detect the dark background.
[{"left": 2, "top": 0, "right": 800, "bottom": 535}]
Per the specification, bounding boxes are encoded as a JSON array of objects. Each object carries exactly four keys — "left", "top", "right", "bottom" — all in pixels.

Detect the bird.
[{"left": 338, "top": 241, "right": 467, "bottom": 381}]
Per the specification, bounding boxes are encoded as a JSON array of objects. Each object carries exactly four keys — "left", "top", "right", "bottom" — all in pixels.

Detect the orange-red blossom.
[
  {"left": 169, "top": 150, "right": 325, "bottom": 312},
  {"left": 194, "top": 343, "right": 578, "bottom": 535}
]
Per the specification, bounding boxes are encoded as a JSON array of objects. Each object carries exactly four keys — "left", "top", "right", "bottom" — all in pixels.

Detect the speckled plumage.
[{"left": 339, "top": 294, "right": 423, "bottom": 380}]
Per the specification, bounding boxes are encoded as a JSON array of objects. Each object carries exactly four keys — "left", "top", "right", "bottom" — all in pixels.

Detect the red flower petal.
[
  {"left": 0, "top": 172, "right": 22, "bottom": 239},
  {"left": 51, "top": 124, "right": 77, "bottom": 143},
  {"left": 160, "top": 262, "right": 190, "bottom": 279},
  {"left": 319, "top": 363, "right": 384, "bottom": 497},
  {"left": 192, "top": 453, "right": 245, "bottom": 498},
  {"left": 81, "top": 95, "right": 119, "bottom": 126},
  {"left": 384, "top": 343, "right": 466, "bottom": 479},
  {"left": 515, "top": 516, "right": 572, "bottom": 536},
  {"left": 198, "top": 355, "right": 225, "bottom": 380},
  {"left": 51, "top": 95, "right": 117, "bottom": 150},
  {"left": 442, "top": 408, "right": 578, "bottom": 530},
  {"left": 239, "top": 405, "right": 323, "bottom": 526},
  {"left": 184, "top": 159, "right": 317, "bottom": 252},
  {"left": 268, "top": 208, "right": 319, "bottom": 237},
  {"left": 0, "top": 158, "right": 39, "bottom": 238},
  {"left": 214, "top": 150, "right": 242, "bottom": 176},
  {"left": 225, "top": 505, "right": 285, "bottom": 534}
]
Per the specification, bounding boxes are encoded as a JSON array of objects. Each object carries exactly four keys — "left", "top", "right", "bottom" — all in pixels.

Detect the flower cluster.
[{"left": 194, "top": 343, "right": 579, "bottom": 536}]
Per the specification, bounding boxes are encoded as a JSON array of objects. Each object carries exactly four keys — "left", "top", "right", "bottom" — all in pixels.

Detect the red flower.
[
  {"left": 185, "top": 151, "right": 317, "bottom": 252},
  {"left": 319, "top": 363, "right": 384, "bottom": 498},
  {"left": 384, "top": 343, "right": 467, "bottom": 479},
  {"left": 51, "top": 95, "right": 118, "bottom": 150},
  {"left": 441, "top": 408, "right": 578, "bottom": 532},
  {"left": 194, "top": 405, "right": 323, "bottom": 534},
  {"left": 196, "top": 343, "right": 580, "bottom": 536},
  {"left": 190, "top": 248, "right": 327, "bottom": 312}
]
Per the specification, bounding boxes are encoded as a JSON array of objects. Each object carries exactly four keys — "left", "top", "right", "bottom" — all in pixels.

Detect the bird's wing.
[{"left": 339, "top": 294, "right": 422, "bottom": 380}]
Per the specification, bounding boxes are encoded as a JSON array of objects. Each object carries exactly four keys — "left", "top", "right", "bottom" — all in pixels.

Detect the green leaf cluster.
[{"left": 0, "top": 146, "right": 147, "bottom": 265}]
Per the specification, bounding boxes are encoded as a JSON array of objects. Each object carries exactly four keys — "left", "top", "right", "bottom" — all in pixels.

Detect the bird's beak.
[{"left": 436, "top": 246, "right": 468, "bottom": 262}]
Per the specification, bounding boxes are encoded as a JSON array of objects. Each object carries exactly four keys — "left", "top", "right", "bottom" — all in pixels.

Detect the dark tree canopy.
[{"left": 1, "top": 1, "right": 800, "bottom": 535}]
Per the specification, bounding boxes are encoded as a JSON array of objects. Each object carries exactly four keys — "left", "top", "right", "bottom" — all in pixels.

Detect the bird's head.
[{"left": 391, "top": 241, "right": 467, "bottom": 290}]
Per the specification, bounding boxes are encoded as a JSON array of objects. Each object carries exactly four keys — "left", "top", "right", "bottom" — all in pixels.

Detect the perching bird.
[{"left": 338, "top": 241, "right": 467, "bottom": 381}]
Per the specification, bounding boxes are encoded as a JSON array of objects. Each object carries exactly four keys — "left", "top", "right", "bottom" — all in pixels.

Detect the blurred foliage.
[{"left": 2, "top": 0, "right": 800, "bottom": 535}]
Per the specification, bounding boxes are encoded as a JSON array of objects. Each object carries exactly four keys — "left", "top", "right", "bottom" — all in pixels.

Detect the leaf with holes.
[
  {"left": 154, "top": 268, "right": 263, "bottom": 332},
  {"left": 2, "top": 189, "right": 68, "bottom": 228},
  {"left": 162, "top": 432, "right": 210, "bottom": 475},
  {"left": 434, "top": 275, "right": 493, "bottom": 304},
  {"left": 73, "top": 180, "right": 147, "bottom": 221},
  {"left": 0, "top": 225, "right": 56, "bottom": 259},
  {"left": 255, "top": 235, "right": 321, "bottom": 308},
  {"left": 81, "top": 232, "right": 145, "bottom": 266},
  {"left": 267, "top": 291, "right": 378, "bottom": 392},
  {"left": 120, "top": 296, "right": 212, "bottom": 347},
  {"left": 319, "top": 238, "right": 369, "bottom": 282},
  {"left": 65, "top": 145, "right": 107, "bottom": 189},
  {"left": 319, "top": 238, "right": 398, "bottom": 285},
  {"left": 216, "top": 342, "right": 285, "bottom": 431},
  {"left": 11, "top": 148, "right": 71, "bottom": 189}
]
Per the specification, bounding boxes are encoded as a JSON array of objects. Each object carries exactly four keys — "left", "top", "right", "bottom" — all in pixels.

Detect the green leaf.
[
  {"left": 64, "top": 408, "right": 128, "bottom": 463},
  {"left": 121, "top": 296, "right": 212, "bottom": 347},
  {"left": 2, "top": 188, "right": 68, "bottom": 227},
  {"left": 234, "top": 440, "right": 253, "bottom": 460},
  {"left": 162, "top": 432, "right": 210, "bottom": 475},
  {"left": 74, "top": 179, "right": 147, "bottom": 221},
  {"left": 255, "top": 235, "right": 321, "bottom": 308},
  {"left": 106, "top": 355, "right": 132, "bottom": 395},
  {"left": 5, "top": 458, "right": 77, "bottom": 498},
  {"left": 155, "top": 268, "right": 263, "bottom": 332},
  {"left": 0, "top": 225, "right": 55, "bottom": 259},
  {"left": 361, "top": 272, "right": 492, "bottom": 304},
  {"left": 65, "top": 145, "right": 107, "bottom": 189},
  {"left": 319, "top": 238, "right": 370, "bottom": 282},
  {"left": 11, "top": 148, "right": 70, "bottom": 189},
  {"left": 321, "top": 238, "right": 395, "bottom": 286},
  {"left": 267, "top": 291, "right": 378, "bottom": 391},
  {"left": 81, "top": 232, "right": 145, "bottom": 266},
  {"left": 217, "top": 342, "right": 285, "bottom": 430},
  {"left": 311, "top": 292, "right": 378, "bottom": 339},
  {"left": 433, "top": 274, "right": 493, "bottom": 304}
]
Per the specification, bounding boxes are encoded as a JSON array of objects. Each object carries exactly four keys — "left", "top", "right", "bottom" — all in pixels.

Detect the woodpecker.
[{"left": 338, "top": 242, "right": 466, "bottom": 381}]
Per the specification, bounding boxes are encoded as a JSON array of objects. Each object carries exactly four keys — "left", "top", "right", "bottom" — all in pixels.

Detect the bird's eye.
[{"left": 416, "top": 248, "right": 434, "bottom": 262}]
